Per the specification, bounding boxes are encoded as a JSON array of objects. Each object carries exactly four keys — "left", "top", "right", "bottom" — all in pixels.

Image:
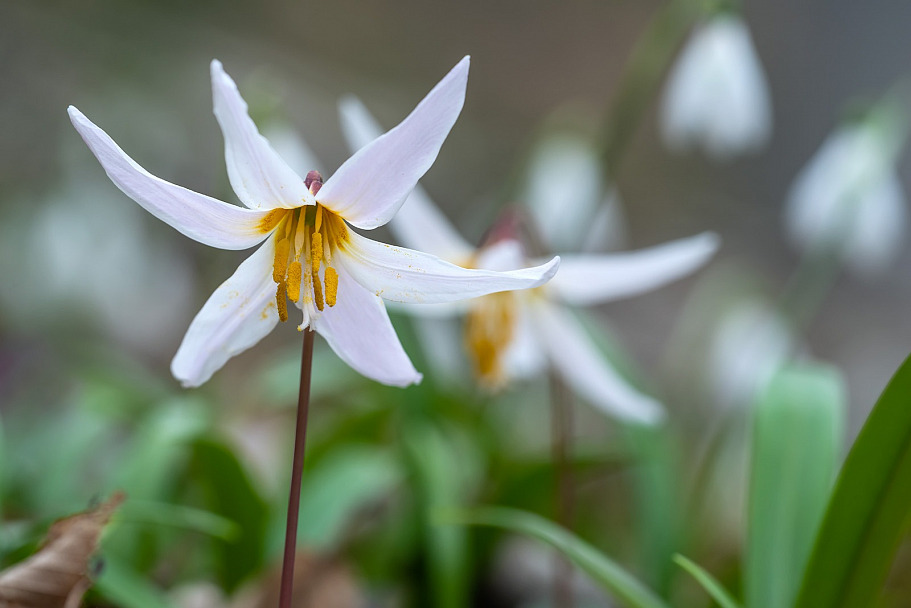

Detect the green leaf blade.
[
  {"left": 747, "top": 364, "right": 844, "bottom": 608},
  {"left": 443, "top": 506, "right": 669, "bottom": 608},
  {"left": 674, "top": 554, "right": 741, "bottom": 608},
  {"left": 795, "top": 353, "right": 911, "bottom": 608}
]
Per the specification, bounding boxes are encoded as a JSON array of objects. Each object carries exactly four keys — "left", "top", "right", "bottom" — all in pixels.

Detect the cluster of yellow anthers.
[
  {"left": 268, "top": 171, "right": 341, "bottom": 323},
  {"left": 464, "top": 291, "right": 517, "bottom": 387}
]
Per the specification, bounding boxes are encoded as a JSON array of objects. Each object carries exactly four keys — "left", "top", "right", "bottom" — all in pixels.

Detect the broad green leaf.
[
  {"left": 626, "top": 423, "right": 680, "bottom": 595},
  {"left": 189, "top": 438, "right": 269, "bottom": 592},
  {"left": 403, "top": 422, "right": 475, "bottom": 608},
  {"left": 94, "top": 559, "right": 171, "bottom": 608},
  {"left": 444, "top": 507, "right": 669, "bottom": 608},
  {"left": 104, "top": 398, "right": 210, "bottom": 567},
  {"left": 674, "top": 554, "right": 741, "bottom": 608},
  {"left": 746, "top": 364, "right": 844, "bottom": 608},
  {"left": 265, "top": 444, "right": 402, "bottom": 554},
  {"left": 795, "top": 352, "right": 911, "bottom": 608}
]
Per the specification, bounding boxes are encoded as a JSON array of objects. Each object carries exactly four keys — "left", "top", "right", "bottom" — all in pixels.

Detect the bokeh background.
[{"left": 3, "top": 1, "right": 911, "bottom": 606}]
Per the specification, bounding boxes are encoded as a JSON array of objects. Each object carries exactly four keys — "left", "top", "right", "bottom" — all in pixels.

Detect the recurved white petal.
[
  {"left": 533, "top": 302, "right": 664, "bottom": 424},
  {"left": 171, "top": 237, "right": 281, "bottom": 387},
  {"left": 338, "top": 96, "right": 473, "bottom": 260},
  {"left": 211, "top": 60, "right": 313, "bottom": 210},
  {"left": 319, "top": 57, "right": 470, "bottom": 229},
  {"left": 547, "top": 232, "right": 719, "bottom": 306},
  {"left": 69, "top": 106, "right": 279, "bottom": 250},
  {"left": 336, "top": 229, "right": 560, "bottom": 304},
  {"left": 312, "top": 262, "right": 421, "bottom": 387}
]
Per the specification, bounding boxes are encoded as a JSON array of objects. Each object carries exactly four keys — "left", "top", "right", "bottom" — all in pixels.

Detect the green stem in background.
[
  {"left": 278, "top": 329, "right": 316, "bottom": 608},
  {"left": 550, "top": 370, "right": 575, "bottom": 608},
  {"left": 597, "top": 0, "right": 713, "bottom": 178}
]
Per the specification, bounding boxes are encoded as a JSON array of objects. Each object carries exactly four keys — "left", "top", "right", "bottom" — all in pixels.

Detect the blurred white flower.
[
  {"left": 339, "top": 100, "right": 720, "bottom": 424},
  {"left": 661, "top": 14, "right": 772, "bottom": 159},
  {"left": 0, "top": 160, "right": 194, "bottom": 354},
  {"left": 784, "top": 117, "right": 907, "bottom": 275},
  {"left": 520, "top": 132, "right": 626, "bottom": 252},
  {"left": 707, "top": 301, "right": 792, "bottom": 408},
  {"left": 70, "top": 57, "right": 559, "bottom": 388}
]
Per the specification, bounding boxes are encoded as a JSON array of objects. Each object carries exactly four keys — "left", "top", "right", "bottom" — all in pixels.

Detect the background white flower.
[
  {"left": 784, "top": 116, "right": 907, "bottom": 276},
  {"left": 340, "top": 98, "right": 720, "bottom": 424},
  {"left": 660, "top": 14, "right": 772, "bottom": 160}
]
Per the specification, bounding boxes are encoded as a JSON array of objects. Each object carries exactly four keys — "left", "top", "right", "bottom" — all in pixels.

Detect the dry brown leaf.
[
  {"left": 0, "top": 492, "right": 125, "bottom": 608},
  {"left": 231, "top": 552, "right": 364, "bottom": 608}
]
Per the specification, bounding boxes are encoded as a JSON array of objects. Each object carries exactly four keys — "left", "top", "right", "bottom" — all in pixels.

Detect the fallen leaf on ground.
[{"left": 0, "top": 492, "right": 125, "bottom": 608}]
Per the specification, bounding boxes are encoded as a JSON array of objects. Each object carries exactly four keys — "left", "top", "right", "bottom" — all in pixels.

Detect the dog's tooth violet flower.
[
  {"left": 339, "top": 99, "right": 719, "bottom": 424},
  {"left": 661, "top": 13, "right": 772, "bottom": 159},
  {"left": 69, "top": 57, "right": 559, "bottom": 388}
]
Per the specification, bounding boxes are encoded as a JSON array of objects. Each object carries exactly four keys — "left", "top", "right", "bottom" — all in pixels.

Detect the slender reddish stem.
[
  {"left": 550, "top": 370, "right": 575, "bottom": 608},
  {"left": 278, "top": 328, "right": 316, "bottom": 608}
]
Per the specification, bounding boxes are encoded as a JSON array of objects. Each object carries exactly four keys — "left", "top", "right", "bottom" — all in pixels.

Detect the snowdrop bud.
[
  {"left": 661, "top": 14, "right": 772, "bottom": 160},
  {"left": 707, "top": 301, "right": 792, "bottom": 409},
  {"left": 522, "top": 132, "right": 625, "bottom": 252},
  {"left": 784, "top": 116, "right": 907, "bottom": 276}
]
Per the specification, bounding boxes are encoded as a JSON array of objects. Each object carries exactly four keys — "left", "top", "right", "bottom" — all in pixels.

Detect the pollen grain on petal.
[
  {"left": 325, "top": 266, "right": 338, "bottom": 307},
  {"left": 287, "top": 260, "right": 302, "bottom": 303},
  {"left": 258, "top": 208, "right": 288, "bottom": 234}
]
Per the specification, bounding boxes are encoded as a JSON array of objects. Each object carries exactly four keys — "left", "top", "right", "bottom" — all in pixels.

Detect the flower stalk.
[
  {"left": 278, "top": 328, "right": 316, "bottom": 608},
  {"left": 550, "top": 370, "right": 575, "bottom": 608}
]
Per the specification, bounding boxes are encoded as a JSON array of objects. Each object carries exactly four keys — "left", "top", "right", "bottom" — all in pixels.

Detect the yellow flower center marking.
[
  {"left": 464, "top": 291, "right": 517, "bottom": 388},
  {"left": 269, "top": 203, "right": 347, "bottom": 321}
]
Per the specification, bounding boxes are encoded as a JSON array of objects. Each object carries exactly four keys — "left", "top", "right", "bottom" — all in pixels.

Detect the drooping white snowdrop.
[
  {"left": 69, "top": 58, "right": 560, "bottom": 388},
  {"left": 519, "top": 131, "right": 626, "bottom": 253},
  {"left": 784, "top": 115, "right": 907, "bottom": 275},
  {"left": 706, "top": 300, "right": 792, "bottom": 408},
  {"left": 661, "top": 14, "right": 772, "bottom": 160},
  {"left": 339, "top": 99, "right": 720, "bottom": 424}
]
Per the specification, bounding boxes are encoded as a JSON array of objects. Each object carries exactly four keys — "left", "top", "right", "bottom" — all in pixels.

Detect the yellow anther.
[
  {"left": 287, "top": 261, "right": 302, "bottom": 303},
  {"left": 314, "top": 204, "right": 323, "bottom": 233},
  {"left": 312, "top": 274, "right": 325, "bottom": 311},
  {"left": 310, "top": 232, "right": 323, "bottom": 274},
  {"left": 273, "top": 238, "right": 290, "bottom": 284},
  {"left": 276, "top": 282, "right": 289, "bottom": 322},
  {"left": 325, "top": 266, "right": 338, "bottom": 307}
]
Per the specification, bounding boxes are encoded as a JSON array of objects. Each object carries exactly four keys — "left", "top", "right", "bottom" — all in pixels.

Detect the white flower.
[
  {"left": 69, "top": 57, "right": 560, "bottom": 388},
  {"left": 660, "top": 14, "right": 772, "bottom": 159},
  {"left": 519, "top": 131, "right": 626, "bottom": 253},
  {"left": 784, "top": 119, "right": 906, "bottom": 275},
  {"left": 339, "top": 99, "right": 720, "bottom": 424},
  {"left": 707, "top": 300, "right": 792, "bottom": 408}
]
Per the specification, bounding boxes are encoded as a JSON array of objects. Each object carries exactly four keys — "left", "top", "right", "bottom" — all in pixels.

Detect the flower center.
[
  {"left": 464, "top": 291, "right": 517, "bottom": 388},
  {"left": 270, "top": 180, "right": 347, "bottom": 323}
]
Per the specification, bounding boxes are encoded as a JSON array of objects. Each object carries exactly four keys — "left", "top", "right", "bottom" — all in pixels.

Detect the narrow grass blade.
[
  {"left": 674, "top": 554, "right": 741, "bottom": 608},
  {"left": 443, "top": 507, "right": 669, "bottom": 608}
]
